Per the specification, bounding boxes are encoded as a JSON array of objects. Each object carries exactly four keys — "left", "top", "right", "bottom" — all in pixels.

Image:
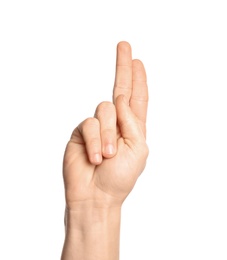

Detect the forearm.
[{"left": 61, "top": 206, "right": 121, "bottom": 260}]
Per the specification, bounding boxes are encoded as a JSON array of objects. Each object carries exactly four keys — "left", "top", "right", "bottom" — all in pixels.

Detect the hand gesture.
[{"left": 63, "top": 41, "right": 149, "bottom": 210}]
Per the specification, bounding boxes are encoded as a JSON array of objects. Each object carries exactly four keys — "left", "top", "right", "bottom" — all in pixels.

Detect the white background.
[{"left": 0, "top": 0, "right": 227, "bottom": 259}]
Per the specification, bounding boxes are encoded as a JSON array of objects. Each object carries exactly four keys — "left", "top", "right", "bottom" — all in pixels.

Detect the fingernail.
[
  {"left": 93, "top": 153, "right": 101, "bottom": 164},
  {"left": 105, "top": 144, "right": 114, "bottom": 155}
]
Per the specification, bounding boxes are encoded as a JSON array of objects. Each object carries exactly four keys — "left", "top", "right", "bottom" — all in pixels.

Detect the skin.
[{"left": 61, "top": 41, "right": 149, "bottom": 260}]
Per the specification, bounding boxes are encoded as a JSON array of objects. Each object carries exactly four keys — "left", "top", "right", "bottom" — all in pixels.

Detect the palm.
[
  {"left": 94, "top": 138, "right": 141, "bottom": 198},
  {"left": 64, "top": 132, "right": 147, "bottom": 208}
]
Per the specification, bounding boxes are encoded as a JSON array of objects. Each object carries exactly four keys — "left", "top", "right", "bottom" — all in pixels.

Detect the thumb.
[{"left": 116, "top": 95, "right": 145, "bottom": 143}]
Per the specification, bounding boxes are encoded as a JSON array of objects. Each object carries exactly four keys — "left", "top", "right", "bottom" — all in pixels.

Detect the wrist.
[
  {"left": 65, "top": 205, "right": 121, "bottom": 231},
  {"left": 62, "top": 206, "right": 121, "bottom": 260}
]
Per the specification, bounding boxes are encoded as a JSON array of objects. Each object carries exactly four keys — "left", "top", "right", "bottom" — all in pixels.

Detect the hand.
[{"left": 63, "top": 41, "right": 149, "bottom": 210}]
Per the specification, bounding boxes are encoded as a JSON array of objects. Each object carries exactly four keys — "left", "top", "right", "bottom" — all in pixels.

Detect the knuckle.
[
  {"left": 102, "top": 128, "right": 115, "bottom": 135},
  {"left": 79, "top": 117, "right": 99, "bottom": 134},
  {"left": 101, "top": 128, "right": 116, "bottom": 143},
  {"left": 114, "top": 81, "right": 131, "bottom": 90},
  {"left": 96, "top": 101, "right": 114, "bottom": 116},
  {"left": 83, "top": 117, "right": 99, "bottom": 128},
  {"left": 89, "top": 138, "right": 101, "bottom": 147},
  {"left": 130, "top": 94, "right": 149, "bottom": 102},
  {"left": 97, "top": 101, "right": 113, "bottom": 110}
]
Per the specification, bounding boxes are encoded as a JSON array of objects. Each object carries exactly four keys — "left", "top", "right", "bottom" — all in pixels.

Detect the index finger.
[{"left": 113, "top": 41, "right": 132, "bottom": 104}]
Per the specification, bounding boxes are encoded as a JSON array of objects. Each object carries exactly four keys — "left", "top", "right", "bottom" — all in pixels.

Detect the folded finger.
[
  {"left": 77, "top": 117, "right": 102, "bottom": 165},
  {"left": 94, "top": 101, "right": 117, "bottom": 158}
]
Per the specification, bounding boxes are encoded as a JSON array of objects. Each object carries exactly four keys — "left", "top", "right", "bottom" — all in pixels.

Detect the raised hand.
[{"left": 63, "top": 41, "right": 149, "bottom": 210}]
